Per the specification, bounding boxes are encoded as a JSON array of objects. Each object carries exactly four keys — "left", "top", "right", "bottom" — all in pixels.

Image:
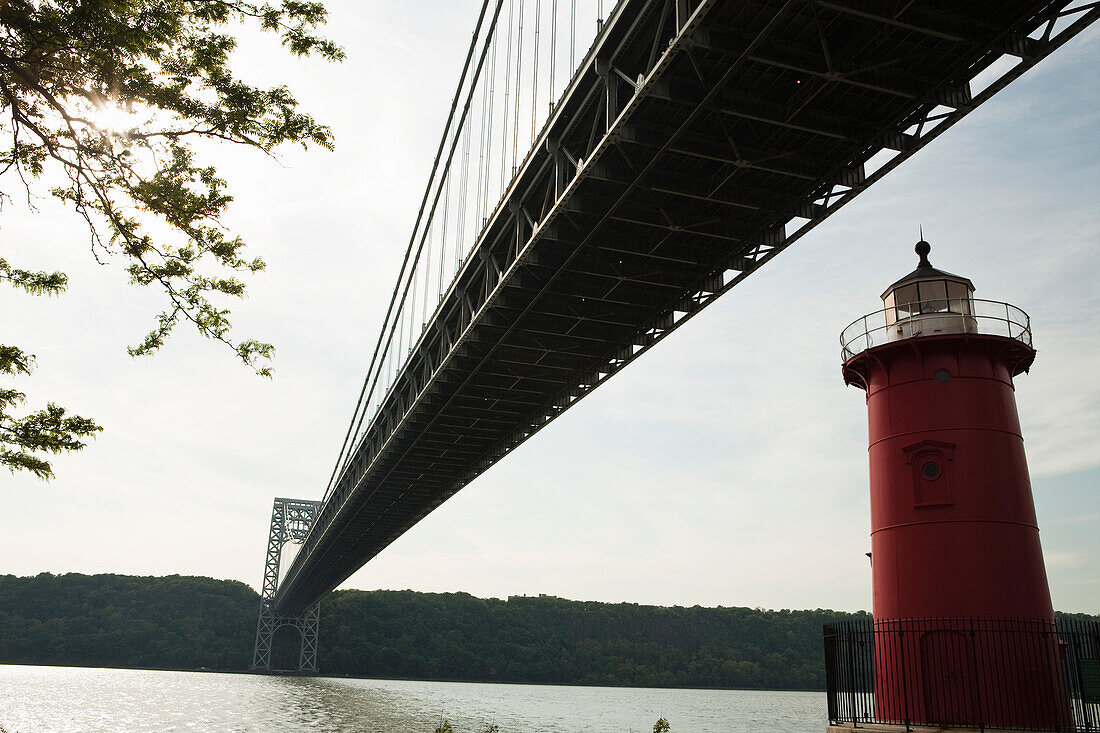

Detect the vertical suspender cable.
[
  {"left": 335, "top": 0, "right": 509, "bottom": 486},
  {"left": 441, "top": 149, "right": 452, "bottom": 298},
  {"left": 474, "top": 59, "right": 487, "bottom": 232},
  {"left": 410, "top": 231, "right": 420, "bottom": 348},
  {"left": 512, "top": 0, "right": 525, "bottom": 175},
  {"left": 444, "top": 124, "right": 463, "bottom": 296},
  {"left": 438, "top": 168, "right": 450, "bottom": 303},
  {"left": 477, "top": 31, "right": 496, "bottom": 234},
  {"left": 405, "top": 269, "right": 413, "bottom": 353},
  {"left": 531, "top": 0, "right": 541, "bottom": 143},
  {"left": 384, "top": 346, "right": 390, "bottom": 398},
  {"left": 569, "top": 0, "right": 576, "bottom": 73},
  {"left": 449, "top": 131, "right": 458, "bottom": 294},
  {"left": 417, "top": 238, "right": 424, "bottom": 339},
  {"left": 549, "top": 0, "right": 557, "bottom": 109},
  {"left": 426, "top": 176, "right": 441, "bottom": 318},
  {"left": 409, "top": 254, "right": 416, "bottom": 352},
  {"left": 455, "top": 119, "right": 471, "bottom": 288},
  {"left": 415, "top": 246, "right": 423, "bottom": 334},
  {"left": 391, "top": 319, "right": 398, "bottom": 380},
  {"left": 325, "top": 0, "right": 504, "bottom": 498},
  {"left": 483, "top": 30, "right": 498, "bottom": 237},
  {"left": 400, "top": 279, "right": 409, "bottom": 367},
  {"left": 501, "top": 0, "right": 515, "bottom": 192}
]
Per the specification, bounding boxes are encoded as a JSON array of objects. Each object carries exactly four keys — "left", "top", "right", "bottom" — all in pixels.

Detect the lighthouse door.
[{"left": 920, "top": 630, "right": 979, "bottom": 725}]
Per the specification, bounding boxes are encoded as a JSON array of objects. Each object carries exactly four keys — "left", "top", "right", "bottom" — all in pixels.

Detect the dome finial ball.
[{"left": 915, "top": 239, "right": 931, "bottom": 266}]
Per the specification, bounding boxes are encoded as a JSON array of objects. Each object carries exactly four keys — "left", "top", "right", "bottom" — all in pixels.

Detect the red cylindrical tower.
[{"left": 840, "top": 241, "right": 1069, "bottom": 729}]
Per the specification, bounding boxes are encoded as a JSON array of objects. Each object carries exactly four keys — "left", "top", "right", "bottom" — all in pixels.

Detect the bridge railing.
[{"left": 840, "top": 298, "right": 1032, "bottom": 362}]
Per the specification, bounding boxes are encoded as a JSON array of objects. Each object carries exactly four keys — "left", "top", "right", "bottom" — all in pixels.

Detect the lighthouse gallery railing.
[{"left": 841, "top": 299, "right": 1032, "bottom": 362}]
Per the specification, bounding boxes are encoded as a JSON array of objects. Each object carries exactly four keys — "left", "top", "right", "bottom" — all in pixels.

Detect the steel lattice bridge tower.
[
  {"left": 251, "top": 0, "right": 1097, "bottom": 672},
  {"left": 251, "top": 498, "right": 321, "bottom": 673}
]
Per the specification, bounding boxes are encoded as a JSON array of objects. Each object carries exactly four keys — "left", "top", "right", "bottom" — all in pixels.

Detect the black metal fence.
[{"left": 824, "top": 617, "right": 1100, "bottom": 731}]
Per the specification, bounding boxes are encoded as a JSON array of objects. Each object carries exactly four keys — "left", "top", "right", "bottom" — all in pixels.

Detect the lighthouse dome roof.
[{"left": 881, "top": 240, "right": 974, "bottom": 300}]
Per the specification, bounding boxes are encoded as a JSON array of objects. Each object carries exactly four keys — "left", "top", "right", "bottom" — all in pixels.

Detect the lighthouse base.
[{"left": 822, "top": 618, "right": 1094, "bottom": 732}]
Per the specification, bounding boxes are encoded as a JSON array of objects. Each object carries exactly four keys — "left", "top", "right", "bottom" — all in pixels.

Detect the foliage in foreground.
[
  {"left": 432, "top": 723, "right": 498, "bottom": 733},
  {"left": 0, "top": 0, "right": 341, "bottom": 477},
  {"left": 0, "top": 320, "right": 102, "bottom": 478},
  {"left": 432, "top": 718, "right": 665, "bottom": 732}
]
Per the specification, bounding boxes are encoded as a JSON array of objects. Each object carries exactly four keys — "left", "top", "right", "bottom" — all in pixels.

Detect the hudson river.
[{"left": 0, "top": 664, "right": 826, "bottom": 732}]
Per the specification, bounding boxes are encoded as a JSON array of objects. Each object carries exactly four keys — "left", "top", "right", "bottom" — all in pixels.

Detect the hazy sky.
[{"left": 3, "top": 2, "right": 1098, "bottom": 614}]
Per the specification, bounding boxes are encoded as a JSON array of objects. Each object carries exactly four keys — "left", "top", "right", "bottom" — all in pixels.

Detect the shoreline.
[{"left": 0, "top": 661, "right": 825, "bottom": 693}]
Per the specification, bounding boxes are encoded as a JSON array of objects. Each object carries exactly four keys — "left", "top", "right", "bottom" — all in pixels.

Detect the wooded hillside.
[{"left": 3, "top": 573, "right": 1088, "bottom": 690}]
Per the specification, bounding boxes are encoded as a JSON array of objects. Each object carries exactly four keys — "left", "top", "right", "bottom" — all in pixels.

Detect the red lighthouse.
[{"left": 838, "top": 241, "right": 1069, "bottom": 729}]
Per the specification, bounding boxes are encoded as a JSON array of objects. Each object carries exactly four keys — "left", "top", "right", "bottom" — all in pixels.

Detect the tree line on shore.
[
  {"left": 320, "top": 588, "right": 853, "bottom": 689},
  {"left": 1, "top": 573, "right": 1093, "bottom": 691}
]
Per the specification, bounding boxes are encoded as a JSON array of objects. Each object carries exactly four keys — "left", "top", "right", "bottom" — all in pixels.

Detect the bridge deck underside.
[{"left": 275, "top": 0, "right": 1094, "bottom": 613}]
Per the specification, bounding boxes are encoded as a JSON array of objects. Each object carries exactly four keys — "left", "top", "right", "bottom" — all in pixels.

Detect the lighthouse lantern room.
[{"left": 882, "top": 240, "right": 976, "bottom": 341}]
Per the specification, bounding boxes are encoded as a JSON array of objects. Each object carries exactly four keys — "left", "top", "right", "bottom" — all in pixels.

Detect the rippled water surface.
[{"left": 0, "top": 664, "right": 826, "bottom": 732}]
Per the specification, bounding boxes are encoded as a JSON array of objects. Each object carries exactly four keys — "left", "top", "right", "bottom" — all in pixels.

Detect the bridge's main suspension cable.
[
  {"left": 324, "top": 0, "right": 503, "bottom": 499},
  {"left": 334, "top": 0, "right": 524, "bottom": 492},
  {"left": 326, "top": 0, "right": 620, "bottom": 501}
]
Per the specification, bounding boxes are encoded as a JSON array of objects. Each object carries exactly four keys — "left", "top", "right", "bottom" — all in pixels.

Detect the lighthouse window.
[
  {"left": 894, "top": 284, "right": 919, "bottom": 318},
  {"left": 906, "top": 440, "right": 955, "bottom": 507},
  {"left": 947, "top": 281, "right": 971, "bottom": 314},
  {"left": 918, "top": 280, "right": 948, "bottom": 313}
]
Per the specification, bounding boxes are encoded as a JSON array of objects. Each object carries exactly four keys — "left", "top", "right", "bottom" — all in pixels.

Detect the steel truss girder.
[{"left": 275, "top": 0, "right": 1099, "bottom": 614}]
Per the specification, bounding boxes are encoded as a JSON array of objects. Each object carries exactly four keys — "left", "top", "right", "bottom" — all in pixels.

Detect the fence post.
[
  {"left": 826, "top": 626, "right": 832, "bottom": 721},
  {"left": 1075, "top": 630, "right": 1094, "bottom": 732},
  {"left": 969, "top": 618, "right": 984, "bottom": 731},
  {"left": 898, "top": 627, "right": 912, "bottom": 731},
  {"left": 847, "top": 621, "right": 857, "bottom": 721}
]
